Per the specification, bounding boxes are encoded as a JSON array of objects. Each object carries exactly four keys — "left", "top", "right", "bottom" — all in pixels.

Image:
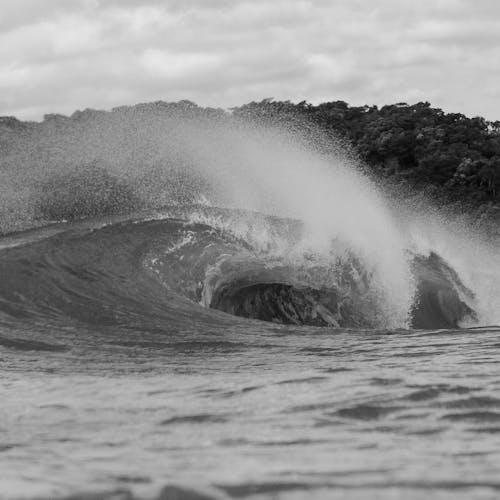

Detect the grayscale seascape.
[{"left": 2, "top": 2, "right": 500, "bottom": 499}]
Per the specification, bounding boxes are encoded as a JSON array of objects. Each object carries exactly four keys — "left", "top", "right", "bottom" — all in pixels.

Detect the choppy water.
[
  {"left": 3, "top": 325, "right": 500, "bottom": 500},
  {"left": 1, "top": 209, "right": 500, "bottom": 500}
]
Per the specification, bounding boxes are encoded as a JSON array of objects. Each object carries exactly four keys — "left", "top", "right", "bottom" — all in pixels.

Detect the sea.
[{"left": 1, "top": 111, "right": 500, "bottom": 500}]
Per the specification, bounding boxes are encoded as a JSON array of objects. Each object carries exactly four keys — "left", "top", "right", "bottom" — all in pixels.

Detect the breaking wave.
[
  {"left": 0, "top": 104, "right": 498, "bottom": 333},
  {"left": 0, "top": 206, "right": 495, "bottom": 334}
]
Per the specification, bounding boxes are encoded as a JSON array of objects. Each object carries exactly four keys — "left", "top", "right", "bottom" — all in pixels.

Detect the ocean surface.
[{"left": 1, "top": 207, "right": 500, "bottom": 500}]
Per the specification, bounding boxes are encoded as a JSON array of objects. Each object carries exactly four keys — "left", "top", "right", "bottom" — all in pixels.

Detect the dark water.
[{"left": 1, "top": 209, "right": 500, "bottom": 500}]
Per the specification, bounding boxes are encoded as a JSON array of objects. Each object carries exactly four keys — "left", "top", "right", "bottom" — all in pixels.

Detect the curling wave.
[{"left": 0, "top": 207, "right": 483, "bottom": 334}]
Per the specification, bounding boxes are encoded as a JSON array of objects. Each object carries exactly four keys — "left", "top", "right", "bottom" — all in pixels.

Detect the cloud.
[{"left": 1, "top": 0, "right": 500, "bottom": 120}]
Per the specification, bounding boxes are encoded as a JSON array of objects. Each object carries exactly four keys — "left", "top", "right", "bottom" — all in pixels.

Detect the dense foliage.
[{"left": 233, "top": 100, "right": 500, "bottom": 212}]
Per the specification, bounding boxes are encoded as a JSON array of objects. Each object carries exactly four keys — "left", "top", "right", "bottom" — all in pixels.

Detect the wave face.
[{"left": 0, "top": 207, "right": 490, "bottom": 334}]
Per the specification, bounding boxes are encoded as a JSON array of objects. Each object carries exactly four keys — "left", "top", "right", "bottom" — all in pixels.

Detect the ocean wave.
[{"left": 0, "top": 208, "right": 481, "bottom": 333}]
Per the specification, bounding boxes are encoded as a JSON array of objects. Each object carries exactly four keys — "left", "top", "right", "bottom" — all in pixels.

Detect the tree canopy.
[{"left": 233, "top": 99, "right": 500, "bottom": 207}]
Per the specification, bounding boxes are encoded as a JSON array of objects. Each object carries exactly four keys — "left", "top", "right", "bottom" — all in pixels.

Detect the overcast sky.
[{"left": 1, "top": 0, "right": 499, "bottom": 121}]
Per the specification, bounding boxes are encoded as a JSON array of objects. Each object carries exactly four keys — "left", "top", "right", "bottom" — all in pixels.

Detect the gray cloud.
[{"left": 1, "top": 0, "right": 500, "bottom": 120}]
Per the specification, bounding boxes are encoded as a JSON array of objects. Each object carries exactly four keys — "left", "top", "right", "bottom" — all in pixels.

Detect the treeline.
[
  {"left": 2, "top": 98, "right": 500, "bottom": 219},
  {"left": 233, "top": 100, "right": 500, "bottom": 214}
]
